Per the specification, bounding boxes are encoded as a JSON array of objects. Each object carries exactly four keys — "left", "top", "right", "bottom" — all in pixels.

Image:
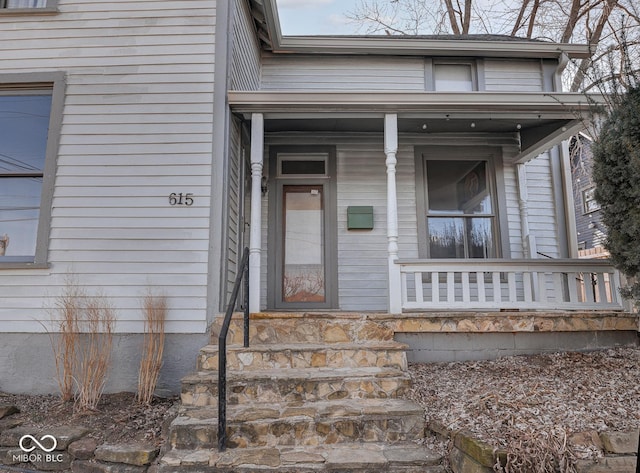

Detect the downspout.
[{"left": 208, "top": 0, "right": 233, "bottom": 323}]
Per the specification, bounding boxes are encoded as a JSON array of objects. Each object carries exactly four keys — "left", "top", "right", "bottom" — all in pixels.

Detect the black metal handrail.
[{"left": 218, "top": 247, "right": 250, "bottom": 451}]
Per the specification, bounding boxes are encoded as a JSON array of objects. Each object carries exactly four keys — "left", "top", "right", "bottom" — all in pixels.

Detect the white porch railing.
[{"left": 397, "top": 259, "right": 625, "bottom": 311}]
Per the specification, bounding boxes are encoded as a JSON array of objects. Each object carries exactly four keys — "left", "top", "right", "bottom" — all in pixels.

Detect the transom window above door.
[{"left": 425, "top": 159, "right": 496, "bottom": 258}]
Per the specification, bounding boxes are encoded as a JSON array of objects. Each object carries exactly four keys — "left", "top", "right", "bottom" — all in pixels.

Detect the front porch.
[{"left": 228, "top": 93, "right": 633, "bottom": 316}]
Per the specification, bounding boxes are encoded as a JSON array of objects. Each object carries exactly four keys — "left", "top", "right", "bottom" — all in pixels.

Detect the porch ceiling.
[{"left": 232, "top": 91, "right": 598, "bottom": 162}]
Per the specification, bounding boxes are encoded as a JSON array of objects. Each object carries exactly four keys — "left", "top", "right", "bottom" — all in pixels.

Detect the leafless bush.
[
  {"left": 75, "top": 294, "right": 115, "bottom": 411},
  {"left": 49, "top": 277, "right": 82, "bottom": 402},
  {"left": 137, "top": 291, "right": 167, "bottom": 405}
]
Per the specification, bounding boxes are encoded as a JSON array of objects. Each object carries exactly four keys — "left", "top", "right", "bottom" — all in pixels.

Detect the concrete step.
[
  {"left": 211, "top": 312, "right": 395, "bottom": 346},
  {"left": 159, "top": 443, "right": 445, "bottom": 472},
  {"left": 197, "top": 341, "right": 408, "bottom": 371},
  {"left": 180, "top": 367, "right": 411, "bottom": 407},
  {"left": 169, "top": 399, "right": 425, "bottom": 450}
]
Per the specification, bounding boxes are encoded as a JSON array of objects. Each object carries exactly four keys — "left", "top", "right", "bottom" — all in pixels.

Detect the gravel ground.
[{"left": 406, "top": 346, "right": 640, "bottom": 469}]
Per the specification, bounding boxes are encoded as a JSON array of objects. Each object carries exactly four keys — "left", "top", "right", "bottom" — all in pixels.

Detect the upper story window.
[
  {"left": 0, "top": 73, "right": 64, "bottom": 266},
  {"left": 582, "top": 186, "right": 600, "bottom": 214},
  {"left": 0, "top": 0, "right": 57, "bottom": 11},
  {"left": 434, "top": 62, "right": 477, "bottom": 91}
]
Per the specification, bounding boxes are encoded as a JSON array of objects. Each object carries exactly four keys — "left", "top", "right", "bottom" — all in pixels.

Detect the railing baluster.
[
  {"left": 584, "top": 273, "right": 596, "bottom": 304},
  {"left": 462, "top": 272, "right": 470, "bottom": 303},
  {"left": 567, "top": 272, "right": 579, "bottom": 303},
  {"left": 413, "top": 272, "right": 423, "bottom": 304},
  {"left": 476, "top": 271, "right": 485, "bottom": 303},
  {"left": 508, "top": 272, "right": 517, "bottom": 302},
  {"left": 596, "top": 272, "right": 608, "bottom": 304},
  {"left": 523, "top": 272, "right": 532, "bottom": 302},
  {"left": 492, "top": 272, "right": 501, "bottom": 303},
  {"left": 447, "top": 272, "right": 455, "bottom": 302},
  {"left": 431, "top": 272, "right": 439, "bottom": 303}
]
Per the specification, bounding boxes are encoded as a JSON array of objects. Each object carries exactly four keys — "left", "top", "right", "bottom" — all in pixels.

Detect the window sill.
[
  {"left": 0, "top": 261, "right": 50, "bottom": 270},
  {"left": 0, "top": 7, "right": 58, "bottom": 15}
]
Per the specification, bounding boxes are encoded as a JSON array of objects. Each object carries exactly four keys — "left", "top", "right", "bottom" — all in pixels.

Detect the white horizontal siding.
[
  {"left": 484, "top": 59, "right": 543, "bottom": 91},
  {"left": 260, "top": 56, "right": 426, "bottom": 91},
  {"left": 526, "top": 152, "right": 560, "bottom": 258},
  {"left": 0, "top": 0, "right": 215, "bottom": 333}
]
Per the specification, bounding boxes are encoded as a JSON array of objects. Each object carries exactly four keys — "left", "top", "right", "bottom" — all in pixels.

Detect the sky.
[{"left": 275, "top": 0, "right": 361, "bottom": 35}]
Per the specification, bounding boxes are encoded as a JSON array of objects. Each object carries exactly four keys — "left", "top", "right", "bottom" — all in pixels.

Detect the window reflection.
[
  {"left": 426, "top": 160, "right": 495, "bottom": 258},
  {"left": 0, "top": 94, "right": 51, "bottom": 259}
]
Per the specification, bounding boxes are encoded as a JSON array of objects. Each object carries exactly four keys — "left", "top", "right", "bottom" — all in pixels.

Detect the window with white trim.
[{"left": 0, "top": 74, "right": 63, "bottom": 265}]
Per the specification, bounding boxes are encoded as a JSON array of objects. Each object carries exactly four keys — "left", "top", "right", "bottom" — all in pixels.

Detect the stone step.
[
  {"left": 159, "top": 443, "right": 444, "bottom": 473},
  {"left": 197, "top": 341, "right": 408, "bottom": 371},
  {"left": 181, "top": 367, "right": 411, "bottom": 407},
  {"left": 169, "top": 399, "right": 425, "bottom": 450},
  {"left": 211, "top": 312, "right": 395, "bottom": 346}
]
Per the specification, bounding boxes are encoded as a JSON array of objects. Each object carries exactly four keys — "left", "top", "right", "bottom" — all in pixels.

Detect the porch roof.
[{"left": 228, "top": 90, "right": 595, "bottom": 162}]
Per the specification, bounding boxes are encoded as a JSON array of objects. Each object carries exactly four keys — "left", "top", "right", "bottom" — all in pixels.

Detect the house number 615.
[{"left": 169, "top": 193, "right": 194, "bottom": 206}]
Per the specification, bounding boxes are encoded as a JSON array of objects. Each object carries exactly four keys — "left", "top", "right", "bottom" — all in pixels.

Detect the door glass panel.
[{"left": 283, "top": 185, "right": 325, "bottom": 303}]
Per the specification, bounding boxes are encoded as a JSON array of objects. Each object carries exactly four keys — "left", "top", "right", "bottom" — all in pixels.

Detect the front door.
[{"left": 268, "top": 147, "right": 337, "bottom": 310}]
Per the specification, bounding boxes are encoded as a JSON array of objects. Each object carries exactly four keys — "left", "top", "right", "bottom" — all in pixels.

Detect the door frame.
[{"left": 267, "top": 145, "right": 338, "bottom": 310}]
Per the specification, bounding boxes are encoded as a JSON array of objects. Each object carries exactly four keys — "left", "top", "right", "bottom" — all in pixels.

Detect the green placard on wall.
[{"left": 347, "top": 206, "right": 374, "bottom": 230}]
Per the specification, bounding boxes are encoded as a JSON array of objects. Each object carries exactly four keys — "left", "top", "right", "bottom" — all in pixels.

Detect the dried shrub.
[
  {"left": 48, "top": 276, "right": 82, "bottom": 402},
  {"left": 493, "top": 427, "right": 577, "bottom": 473},
  {"left": 137, "top": 292, "right": 167, "bottom": 405},
  {"left": 75, "top": 294, "right": 115, "bottom": 411}
]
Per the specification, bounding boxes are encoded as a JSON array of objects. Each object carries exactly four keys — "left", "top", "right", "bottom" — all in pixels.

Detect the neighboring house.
[
  {"left": 0, "top": 0, "right": 634, "bottom": 395},
  {"left": 570, "top": 133, "right": 608, "bottom": 257}
]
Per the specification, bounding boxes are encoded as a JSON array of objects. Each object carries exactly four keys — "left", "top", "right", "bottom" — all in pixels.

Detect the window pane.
[
  {"left": 426, "top": 160, "right": 491, "bottom": 214},
  {"left": 6, "top": 0, "right": 46, "bottom": 7},
  {"left": 467, "top": 217, "right": 494, "bottom": 258},
  {"left": 0, "top": 95, "right": 51, "bottom": 173},
  {"left": 283, "top": 186, "right": 325, "bottom": 303},
  {"left": 281, "top": 160, "right": 326, "bottom": 175},
  {"left": 434, "top": 64, "right": 473, "bottom": 91},
  {"left": 428, "top": 217, "right": 464, "bottom": 258},
  {"left": 0, "top": 177, "right": 41, "bottom": 257}
]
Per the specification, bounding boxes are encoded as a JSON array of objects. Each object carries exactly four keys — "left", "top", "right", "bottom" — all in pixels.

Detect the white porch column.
[
  {"left": 249, "top": 113, "right": 264, "bottom": 313},
  {"left": 384, "top": 114, "right": 402, "bottom": 314}
]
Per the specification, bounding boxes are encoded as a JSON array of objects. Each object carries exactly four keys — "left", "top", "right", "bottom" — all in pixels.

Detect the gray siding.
[
  {"left": 225, "top": 116, "right": 245, "bottom": 301},
  {"left": 484, "top": 59, "right": 544, "bottom": 91},
  {"left": 261, "top": 55, "right": 426, "bottom": 91},
  {"left": 258, "top": 134, "right": 560, "bottom": 312},
  {"left": 525, "top": 152, "right": 560, "bottom": 257},
  {"left": 230, "top": 0, "right": 261, "bottom": 90},
  {"left": 0, "top": 0, "right": 215, "bottom": 333},
  {"left": 260, "top": 56, "right": 546, "bottom": 92}
]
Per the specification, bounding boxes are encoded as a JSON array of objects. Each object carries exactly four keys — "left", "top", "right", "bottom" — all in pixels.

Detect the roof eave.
[
  {"left": 261, "top": 0, "right": 591, "bottom": 59},
  {"left": 274, "top": 36, "right": 591, "bottom": 59}
]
